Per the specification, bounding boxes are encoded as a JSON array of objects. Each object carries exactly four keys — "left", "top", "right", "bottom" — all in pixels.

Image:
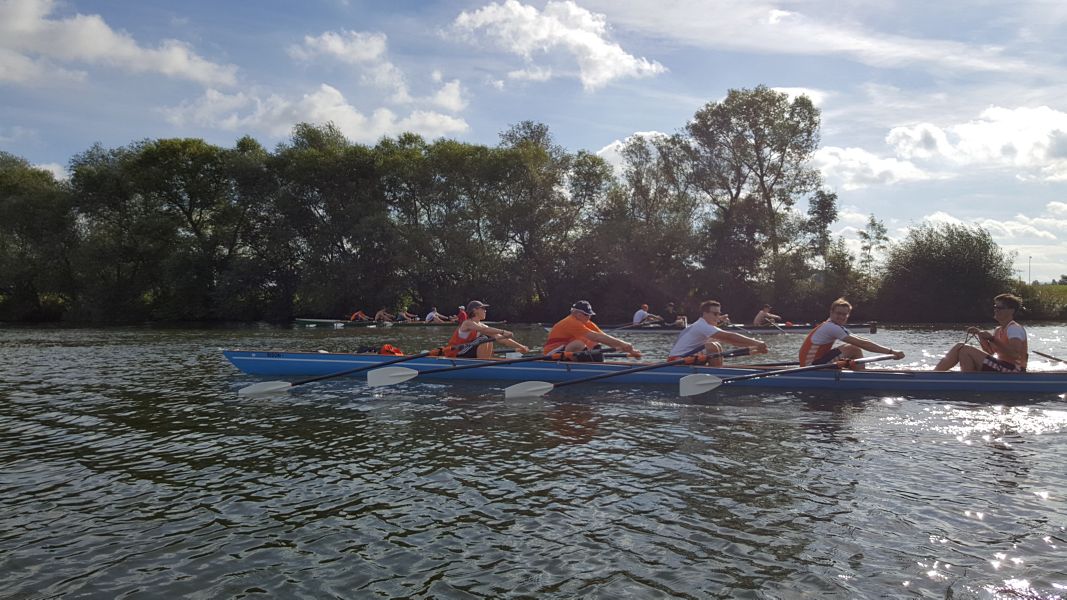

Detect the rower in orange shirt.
[{"left": 543, "top": 300, "right": 641, "bottom": 360}]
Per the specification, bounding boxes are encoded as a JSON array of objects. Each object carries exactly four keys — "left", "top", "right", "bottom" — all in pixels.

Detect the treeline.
[{"left": 0, "top": 86, "right": 1053, "bottom": 324}]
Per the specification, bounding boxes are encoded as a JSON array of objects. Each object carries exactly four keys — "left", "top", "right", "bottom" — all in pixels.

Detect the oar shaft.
[
  {"left": 419, "top": 352, "right": 561, "bottom": 374},
  {"left": 553, "top": 347, "right": 749, "bottom": 389},
  {"left": 289, "top": 335, "right": 494, "bottom": 387},
  {"left": 720, "top": 354, "right": 894, "bottom": 384},
  {"left": 291, "top": 350, "right": 430, "bottom": 385},
  {"left": 1034, "top": 350, "right": 1067, "bottom": 363}
]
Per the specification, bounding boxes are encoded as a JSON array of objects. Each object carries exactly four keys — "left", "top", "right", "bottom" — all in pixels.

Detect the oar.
[
  {"left": 237, "top": 335, "right": 494, "bottom": 396},
  {"left": 678, "top": 354, "right": 898, "bottom": 397},
  {"left": 1028, "top": 348, "right": 1062, "bottom": 362},
  {"left": 503, "top": 347, "right": 752, "bottom": 399},
  {"left": 366, "top": 347, "right": 622, "bottom": 387}
]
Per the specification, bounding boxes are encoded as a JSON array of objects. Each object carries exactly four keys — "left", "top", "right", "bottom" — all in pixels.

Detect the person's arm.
[
  {"left": 978, "top": 329, "right": 1024, "bottom": 363},
  {"left": 587, "top": 331, "right": 640, "bottom": 357},
  {"left": 469, "top": 322, "right": 529, "bottom": 353},
  {"left": 842, "top": 334, "right": 905, "bottom": 359},
  {"left": 711, "top": 331, "right": 769, "bottom": 354}
]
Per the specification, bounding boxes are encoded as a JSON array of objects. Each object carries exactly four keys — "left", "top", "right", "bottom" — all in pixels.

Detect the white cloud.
[
  {"left": 289, "top": 29, "right": 412, "bottom": 103},
  {"left": 921, "top": 210, "right": 965, "bottom": 227},
  {"left": 452, "top": 0, "right": 666, "bottom": 90},
  {"left": 507, "top": 66, "right": 553, "bottom": 82},
  {"left": 430, "top": 79, "right": 466, "bottom": 111},
  {"left": 1046, "top": 201, "right": 1067, "bottom": 217},
  {"left": 34, "top": 161, "right": 67, "bottom": 180},
  {"left": 162, "top": 84, "right": 469, "bottom": 143},
  {"left": 912, "top": 209, "right": 1062, "bottom": 243},
  {"left": 773, "top": 86, "right": 829, "bottom": 107},
  {"left": 835, "top": 206, "right": 873, "bottom": 229},
  {"left": 887, "top": 106, "right": 1067, "bottom": 180},
  {"left": 288, "top": 30, "right": 388, "bottom": 64},
  {"left": 581, "top": 0, "right": 1042, "bottom": 76},
  {"left": 595, "top": 130, "right": 669, "bottom": 175},
  {"left": 814, "top": 146, "right": 935, "bottom": 190},
  {"left": 0, "top": 0, "right": 236, "bottom": 86}
]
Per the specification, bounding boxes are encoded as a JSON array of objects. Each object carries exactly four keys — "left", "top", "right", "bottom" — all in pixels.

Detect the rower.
[
  {"left": 424, "top": 306, "right": 450, "bottom": 323},
  {"left": 348, "top": 309, "right": 371, "bottom": 322},
  {"left": 662, "top": 302, "right": 687, "bottom": 328},
  {"left": 544, "top": 300, "right": 640, "bottom": 361},
  {"left": 373, "top": 307, "right": 394, "bottom": 322},
  {"left": 934, "top": 293, "right": 1027, "bottom": 372},
  {"left": 447, "top": 301, "right": 528, "bottom": 359},
  {"left": 799, "top": 298, "right": 903, "bottom": 369},
  {"left": 668, "top": 300, "right": 767, "bottom": 364},
  {"left": 752, "top": 304, "right": 782, "bottom": 326},
  {"left": 632, "top": 303, "right": 662, "bottom": 326}
]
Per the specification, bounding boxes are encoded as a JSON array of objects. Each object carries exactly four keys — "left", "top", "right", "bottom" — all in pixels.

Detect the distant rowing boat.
[
  {"left": 224, "top": 350, "right": 1067, "bottom": 394},
  {"left": 544, "top": 322, "right": 879, "bottom": 335},
  {"left": 294, "top": 318, "right": 505, "bottom": 328}
]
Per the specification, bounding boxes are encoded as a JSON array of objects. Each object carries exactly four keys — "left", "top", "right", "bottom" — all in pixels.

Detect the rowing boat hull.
[{"left": 223, "top": 351, "right": 1067, "bottom": 394}]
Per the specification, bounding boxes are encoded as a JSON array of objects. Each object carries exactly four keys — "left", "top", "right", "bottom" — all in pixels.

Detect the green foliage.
[
  {"left": 0, "top": 89, "right": 1029, "bottom": 325},
  {"left": 0, "top": 152, "right": 76, "bottom": 320},
  {"left": 877, "top": 223, "right": 1015, "bottom": 322},
  {"left": 684, "top": 85, "right": 830, "bottom": 308},
  {"left": 1017, "top": 283, "right": 1067, "bottom": 320}
]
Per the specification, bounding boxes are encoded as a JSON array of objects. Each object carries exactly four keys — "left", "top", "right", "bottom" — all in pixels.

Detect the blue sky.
[{"left": 3, "top": 0, "right": 1067, "bottom": 282}]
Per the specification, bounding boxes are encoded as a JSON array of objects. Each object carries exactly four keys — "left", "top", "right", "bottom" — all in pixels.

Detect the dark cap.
[
  {"left": 466, "top": 300, "right": 489, "bottom": 312},
  {"left": 571, "top": 300, "right": 596, "bottom": 315}
]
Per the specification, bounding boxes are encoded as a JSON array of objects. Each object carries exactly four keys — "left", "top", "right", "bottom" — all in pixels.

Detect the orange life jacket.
[
  {"left": 993, "top": 321, "right": 1028, "bottom": 369},
  {"left": 798, "top": 321, "right": 837, "bottom": 366}
]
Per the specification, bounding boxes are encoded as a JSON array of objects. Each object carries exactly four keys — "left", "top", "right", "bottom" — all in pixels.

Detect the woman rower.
[{"left": 448, "top": 301, "right": 528, "bottom": 359}]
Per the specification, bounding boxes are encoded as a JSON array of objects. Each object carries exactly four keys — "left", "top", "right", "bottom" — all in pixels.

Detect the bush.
[{"left": 877, "top": 224, "right": 1015, "bottom": 322}]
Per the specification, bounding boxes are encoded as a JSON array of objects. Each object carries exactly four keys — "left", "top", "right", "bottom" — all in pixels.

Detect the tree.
[
  {"left": 878, "top": 223, "right": 1015, "bottom": 322},
  {"left": 857, "top": 214, "right": 889, "bottom": 291},
  {"left": 685, "top": 86, "right": 826, "bottom": 301},
  {"left": 0, "top": 152, "right": 77, "bottom": 320},
  {"left": 580, "top": 133, "right": 700, "bottom": 314}
]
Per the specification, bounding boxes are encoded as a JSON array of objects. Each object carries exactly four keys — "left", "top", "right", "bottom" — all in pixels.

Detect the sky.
[{"left": 3, "top": 0, "right": 1067, "bottom": 282}]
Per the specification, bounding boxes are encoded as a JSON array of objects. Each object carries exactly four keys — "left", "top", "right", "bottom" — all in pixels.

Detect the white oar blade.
[
  {"left": 366, "top": 366, "right": 420, "bottom": 387},
  {"left": 678, "top": 374, "right": 723, "bottom": 397},
  {"left": 238, "top": 380, "right": 293, "bottom": 396},
  {"left": 504, "top": 381, "right": 554, "bottom": 399}
]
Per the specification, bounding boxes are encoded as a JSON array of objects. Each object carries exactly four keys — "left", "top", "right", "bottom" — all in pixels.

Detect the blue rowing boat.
[{"left": 223, "top": 350, "right": 1067, "bottom": 394}]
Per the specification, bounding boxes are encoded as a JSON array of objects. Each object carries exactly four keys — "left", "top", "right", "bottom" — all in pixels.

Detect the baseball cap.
[
  {"left": 466, "top": 300, "right": 489, "bottom": 312},
  {"left": 571, "top": 300, "right": 595, "bottom": 315}
]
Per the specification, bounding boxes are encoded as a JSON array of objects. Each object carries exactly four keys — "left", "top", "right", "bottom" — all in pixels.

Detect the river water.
[{"left": 2, "top": 323, "right": 1066, "bottom": 599}]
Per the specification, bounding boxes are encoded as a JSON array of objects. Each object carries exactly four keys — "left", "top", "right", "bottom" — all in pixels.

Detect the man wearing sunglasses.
[
  {"left": 934, "top": 293, "right": 1027, "bottom": 372},
  {"left": 668, "top": 300, "right": 768, "bottom": 364}
]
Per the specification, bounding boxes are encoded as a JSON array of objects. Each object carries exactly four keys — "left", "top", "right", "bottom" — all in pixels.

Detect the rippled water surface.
[{"left": 2, "top": 323, "right": 1066, "bottom": 599}]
